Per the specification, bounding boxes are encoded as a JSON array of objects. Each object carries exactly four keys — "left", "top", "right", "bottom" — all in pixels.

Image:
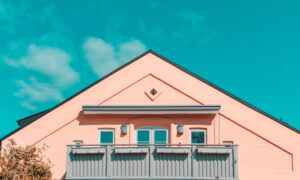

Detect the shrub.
[{"left": 0, "top": 139, "right": 52, "bottom": 180}]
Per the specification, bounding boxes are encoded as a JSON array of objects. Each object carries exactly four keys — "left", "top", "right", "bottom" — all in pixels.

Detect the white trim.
[
  {"left": 99, "top": 129, "right": 115, "bottom": 144},
  {"left": 135, "top": 126, "right": 169, "bottom": 144},
  {"left": 190, "top": 129, "right": 207, "bottom": 144}
]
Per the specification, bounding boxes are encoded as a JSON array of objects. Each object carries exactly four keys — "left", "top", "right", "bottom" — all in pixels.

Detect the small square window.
[
  {"left": 74, "top": 141, "right": 83, "bottom": 148},
  {"left": 191, "top": 129, "right": 206, "bottom": 144},
  {"left": 99, "top": 129, "right": 114, "bottom": 144}
]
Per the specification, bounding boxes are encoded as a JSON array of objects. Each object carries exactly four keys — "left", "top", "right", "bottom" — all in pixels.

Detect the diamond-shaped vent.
[
  {"left": 150, "top": 89, "right": 157, "bottom": 96},
  {"left": 145, "top": 88, "right": 161, "bottom": 101}
]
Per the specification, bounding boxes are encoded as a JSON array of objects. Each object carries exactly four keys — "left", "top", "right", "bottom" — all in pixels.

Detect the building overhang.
[{"left": 82, "top": 105, "right": 221, "bottom": 115}]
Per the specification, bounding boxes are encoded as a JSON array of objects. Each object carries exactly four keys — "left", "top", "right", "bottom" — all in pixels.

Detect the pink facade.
[{"left": 1, "top": 51, "right": 300, "bottom": 179}]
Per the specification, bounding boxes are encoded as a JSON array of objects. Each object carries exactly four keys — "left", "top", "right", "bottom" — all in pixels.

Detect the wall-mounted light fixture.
[
  {"left": 177, "top": 124, "right": 183, "bottom": 134},
  {"left": 121, "top": 124, "right": 127, "bottom": 134}
]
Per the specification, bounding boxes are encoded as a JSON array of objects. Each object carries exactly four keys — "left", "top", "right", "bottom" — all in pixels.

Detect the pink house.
[{"left": 1, "top": 50, "right": 300, "bottom": 180}]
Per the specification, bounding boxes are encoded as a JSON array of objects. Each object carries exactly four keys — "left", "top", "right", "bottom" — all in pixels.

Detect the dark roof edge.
[
  {"left": 1, "top": 49, "right": 299, "bottom": 145},
  {"left": 17, "top": 109, "right": 51, "bottom": 126}
]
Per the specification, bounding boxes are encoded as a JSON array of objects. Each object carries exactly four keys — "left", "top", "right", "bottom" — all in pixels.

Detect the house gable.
[
  {"left": 1, "top": 50, "right": 300, "bottom": 179},
  {"left": 9, "top": 50, "right": 299, "bottom": 134},
  {"left": 1, "top": 50, "right": 299, "bottom": 154}
]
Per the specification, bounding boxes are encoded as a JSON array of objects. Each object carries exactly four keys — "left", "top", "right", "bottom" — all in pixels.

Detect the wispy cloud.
[
  {"left": 178, "top": 10, "right": 206, "bottom": 26},
  {"left": 118, "top": 40, "right": 146, "bottom": 62},
  {"left": 0, "top": 1, "right": 76, "bottom": 110},
  {"left": 171, "top": 10, "right": 213, "bottom": 44},
  {"left": 83, "top": 38, "right": 119, "bottom": 77},
  {"left": 5, "top": 44, "right": 79, "bottom": 88},
  {"left": 0, "top": 0, "right": 17, "bottom": 34},
  {"left": 4, "top": 44, "right": 78, "bottom": 109},
  {"left": 83, "top": 37, "right": 146, "bottom": 77},
  {"left": 0, "top": 1, "right": 66, "bottom": 35},
  {"left": 137, "top": 8, "right": 214, "bottom": 46},
  {"left": 15, "top": 77, "right": 64, "bottom": 110}
]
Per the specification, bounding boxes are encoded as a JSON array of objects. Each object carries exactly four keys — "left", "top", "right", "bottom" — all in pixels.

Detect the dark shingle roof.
[{"left": 17, "top": 109, "right": 52, "bottom": 127}]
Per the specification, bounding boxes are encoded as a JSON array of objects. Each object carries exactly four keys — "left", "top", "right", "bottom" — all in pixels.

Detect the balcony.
[{"left": 66, "top": 144, "right": 238, "bottom": 180}]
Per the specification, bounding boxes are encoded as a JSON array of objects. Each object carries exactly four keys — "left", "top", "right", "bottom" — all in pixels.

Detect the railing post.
[
  {"left": 233, "top": 145, "right": 239, "bottom": 180},
  {"left": 106, "top": 145, "right": 112, "bottom": 177},
  {"left": 66, "top": 145, "right": 72, "bottom": 179},
  {"left": 191, "top": 145, "right": 197, "bottom": 178},
  {"left": 149, "top": 145, "right": 155, "bottom": 177}
]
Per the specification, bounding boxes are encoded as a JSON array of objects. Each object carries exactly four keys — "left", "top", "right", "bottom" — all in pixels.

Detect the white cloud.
[
  {"left": 83, "top": 38, "right": 119, "bottom": 77},
  {"left": 118, "top": 40, "right": 146, "bottom": 62},
  {"left": 83, "top": 38, "right": 146, "bottom": 77},
  {"left": 3, "top": 57, "right": 20, "bottom": 67},
  {"left": 5, "top": 44, "right": 79, "bottom": 88},
  {"left": 20, "top": 102, "right": 36, "bottom": 110},
  {"left": 15, "top": 77, "right": 64, "bottom": 110}
]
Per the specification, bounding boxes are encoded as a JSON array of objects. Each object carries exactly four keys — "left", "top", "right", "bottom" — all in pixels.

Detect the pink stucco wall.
[{"left": 2, "top": 52, "right": 300, "bottom": 179}]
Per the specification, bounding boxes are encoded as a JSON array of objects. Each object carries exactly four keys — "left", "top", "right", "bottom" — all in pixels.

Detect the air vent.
[
  {"left": 145, "top": 88, "right": 161, "bottom": 101},
  {"left": 150, "top": 89, "right": 157, "bottom": 96}
]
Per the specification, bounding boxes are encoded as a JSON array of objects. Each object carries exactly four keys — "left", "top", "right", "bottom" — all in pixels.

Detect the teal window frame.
[
  {"left": 137, "top": 130, "right": 151, "bottom": 145},
  {"left": 190, "top": 129, "right": 207, "bottom": 144},
  {"left": 99, "top": 129, "right": 115, "bottom": 144},
  {"left": 135, "top": 126, "right": 169, "bottom": 145},
  {"left": 154, "top": 130, "right": 167, "bottom": 144}
]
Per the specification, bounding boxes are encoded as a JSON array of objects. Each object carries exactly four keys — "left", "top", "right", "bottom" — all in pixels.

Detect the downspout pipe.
[{"left": 218, "top": 113, "right": 221, "bottom": 144}]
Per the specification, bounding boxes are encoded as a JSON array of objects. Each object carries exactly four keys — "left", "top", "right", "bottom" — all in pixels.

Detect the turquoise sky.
[{"left": 1, "top": 0, "right": 300, "bottom": 137}]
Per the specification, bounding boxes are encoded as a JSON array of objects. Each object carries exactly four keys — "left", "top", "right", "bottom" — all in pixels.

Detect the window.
[
  {"left": 223, "top": 141, "right": 233, "bottom": 147},
  {"left": 190, "top": 129, "right": 206, "bottom": 144},
  {"left": 99, "top": 129, "right": 114, "bottom": 144},
  {"left": 136, "top": 126, "right": 168, "bottom": 145},
  {"left": 154, "top": 130, "right": 167, "bottom": 144},
  {"left": 137, "top": 130, "right": 150, "bottom": 145},
  {"left": 74, "top": 141, "right": 83, "bottom": 148}
]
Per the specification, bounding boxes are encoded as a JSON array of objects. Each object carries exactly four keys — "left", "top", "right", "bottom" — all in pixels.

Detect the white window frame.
[
  {"left": 135, "top": 126, "right": 169, "bottom": 144},
  {"left": 99, "top": 129, "right": 115, "bottom": 144},
  {"left": 74, "top": 140, "right": 83, "bottom": 147},
  {"left": 190, "top": 129, "right": 207, "bottom": 144}
]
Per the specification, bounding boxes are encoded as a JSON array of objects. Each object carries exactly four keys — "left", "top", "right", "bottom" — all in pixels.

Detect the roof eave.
[{"left": 82, "top": 105, "right": 221, "bottom": 115}]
